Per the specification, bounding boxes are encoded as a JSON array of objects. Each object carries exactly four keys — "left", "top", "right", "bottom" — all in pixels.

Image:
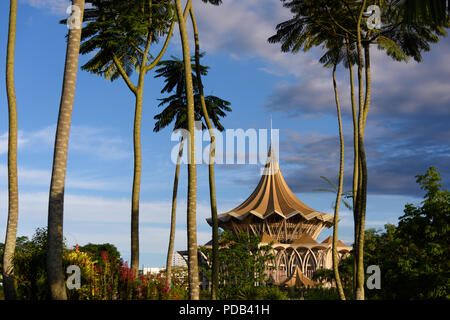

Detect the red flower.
[
  {"left": 101, "top": 251, "right": 109, "bottom": 263},
  {"left": 75, "top": 244, "right": 79, "bottom": 251}
]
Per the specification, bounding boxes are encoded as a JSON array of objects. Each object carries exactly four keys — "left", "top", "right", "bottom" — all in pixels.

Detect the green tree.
[
  {"left": 78, "top": 243, "right": 121, "bottom": 269},
  {"left": 349, "top": 167, "right": 449, "bottom": 299},
  {"left": 14, "top": 228, "right": 63, "bottom": 300},
  {"left": 394, "top": 167, "right": 450, "bottom": 299},
  {"left": 79, "top": 0, "right": 174, "bottom": 274},
  {"left": 3, "top": 0, "right": 19, "bottom": 301},
  {"left": 47, "top": 0, "right": 85, "bottom": 300},
  {"left": 200, "top": 231, "right": 274, "bottom": 300},
  {"left": 153, "top": 55, "right": 231, "bottom": 288}
]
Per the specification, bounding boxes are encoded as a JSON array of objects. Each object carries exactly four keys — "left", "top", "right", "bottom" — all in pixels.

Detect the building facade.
[{"left": 206, "top": 147, "right": 351, "bottom": 285}]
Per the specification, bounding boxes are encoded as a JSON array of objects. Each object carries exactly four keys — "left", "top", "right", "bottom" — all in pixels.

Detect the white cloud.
[
  {"left": 0, "top": 125, "right": 130, "bottom": 160},
  {"left": 0, "top": 131, "right": 32, "bottom": 155},
  {"left": 69, "top": 126, "right": 132, "bottom": 160},
  {"left": 192, "top": 0, "right": 327, "bottom": 79},
  {"left": 21, "top": 0, "right": 71, "bottom": 15},
  {"left": 0, "top": 190, "right": 213, "bottom": 226},
  {"left": 0, "top": 163, "right": 128, "bottom": 191}
]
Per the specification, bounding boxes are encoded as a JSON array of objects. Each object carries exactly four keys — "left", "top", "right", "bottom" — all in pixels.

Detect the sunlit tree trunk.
[
  {"left": 175, "top": 0, "right": 199, "bottom": 300},
  {"left": 131, "top": 82, "right": 144, "bottom": 274},
  {"left": 345, "top": 33, "right": 359, "bottom": 294},
  {"left": 166, "top": 136, "right": 184, "bottom": 285},
  {"left": 354, "top": 0, "right": 367, "bottom": 300},
  {"left": 189, "top": 5, "right": 219, "bottom": 300},
  {"left": 332, "top": 64, "right": 346, "bottom": 301},
  {"left": 3, "top": 0, "right": 19, "bottom": 301},
  {"left": 47, "top": 0, "right": 85, "bottom": 300}
]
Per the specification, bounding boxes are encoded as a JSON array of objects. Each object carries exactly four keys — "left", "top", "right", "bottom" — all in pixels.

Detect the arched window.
[
  {"left": 304, "top": 250, "right": 317, "bottom": 279},
  {"left": 288, "top": 250, "right": 302, "bottom": 277},
  {"left": 275, "top": 250, "right": 288, "bottom": 283}
]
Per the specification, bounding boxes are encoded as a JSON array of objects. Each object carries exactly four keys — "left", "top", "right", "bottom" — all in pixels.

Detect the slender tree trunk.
[
  {"left": 175, "top": 0, "right": 199, "bottom": 300},
  {"left": 166, "top": 136, "right": 185, "bottom": 286},
  {"left": 130, "top": 83, "right": 144, "bottom": 274},
  {"left": 47, "top": 0, "right": 85, "bottom": 300},
  {"left": 355, "top": 42, "right": 371, "bottom": 301},
  {"left": 189, "top": 6, "right": 219, "bottom": 300},
  {"left": 128, "top": 2, "right": 155, "bottom": 274},
  {"left": 354, "top": 0, "right": 366, "bottom": 300},
  {"left": 332, "top": 64, "right": 346, "bottom": 301},
  {"left": 362, "top": 44, "right": 371, "bottom": 135},
  {"left": 345, "top": 34, "right": 359, "bottom": 294},
  {"left": 3, "top": 0, "right": 18, "bottom": 301}
]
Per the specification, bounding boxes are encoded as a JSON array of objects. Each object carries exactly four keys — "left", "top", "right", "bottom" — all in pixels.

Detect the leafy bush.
[
  {"left": 200, "top": 231, "right": 275, "bottom": 299},
  {"left": 13, "top": 228, "right": 51, "bottom": 300},
  {"left": 261, "top": 286, "right": 288, "bottom": 300},
  {"left": 236, "top": 285, "right": 288, "bottom": 300}
]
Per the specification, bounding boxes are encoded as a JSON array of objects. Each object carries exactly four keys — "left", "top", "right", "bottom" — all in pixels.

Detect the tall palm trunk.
[
  {"left": 3, "top": 0, "right": 18, "bottom": 301},
  {"left": 354, "top": 0, "right": 367, "bottom": 300},
  {"left": 345, "top": 34, "right": 359, "bottom": 294},
  {"left": 166, "top": 136, "right": 185, "bottom": 285},
  {"left": 175, "top": 0, "right": 199, "bottom": 300},
  {"left": 189, "top": 6, "right": 219, "bottom": 300},
  {"left": 47, "top": 0, "right": 85, "bottom": 300},
  {"left": 332, "top": 64, "right": 346, "bottom": 300},
  {"left": 131, "top": 82, "right": 144, "bottom": 273},
  {"left": 355, "top": 42, "right": 372, "bottom": 300}
]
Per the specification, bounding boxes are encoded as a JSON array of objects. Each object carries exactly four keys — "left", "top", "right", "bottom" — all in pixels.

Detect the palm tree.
[
  {"left": 188, "top": 1, "right": 225, "bottom": 299},
  {"left": 318, "top": 35, "right": 353, "bottom": 300},
  {"left": 153, "top": 56, "right": 230, "bottom": 288},
  {"left": 269, "top": 1, "right": 356, "bottom": 300},
  {"left": 79, "top": 0, "right": 174, "bottom": 274},
  {"left": 3, "top": 0, "right": 19, "bottom": 300},
  {"left": 174, "top": 0, "right": 200, "bottom": 300},
  {"left": 47, "top": 0, "right": 85, "bottom": 300},
  {"left": 269, "top": 0, "right": 447, "bottom": 299}
]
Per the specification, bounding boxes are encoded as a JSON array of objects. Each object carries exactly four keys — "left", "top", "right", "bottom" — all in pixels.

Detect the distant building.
[
  {"left": 142, "top": 267, "right": 164, "bottom": 275},
  {"left": 172, "top": 251, "right": 188, "bottom": 268},
  {"left": 202, "top": 146, "right": 352, "bottom": 286}
]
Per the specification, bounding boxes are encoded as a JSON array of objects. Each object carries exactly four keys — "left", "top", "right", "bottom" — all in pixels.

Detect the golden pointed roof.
[
  {"left": 292, "top": 234, "right": 318, "bottom": 245},
  {"left": 211, "top": 146, "right": 333, "bottom": 225},
  {"left": 277, "top": 265, "right": 318, "bottom": 288},
  {"left": 321, "top": 236, "right": 352, "bottom": 250}
]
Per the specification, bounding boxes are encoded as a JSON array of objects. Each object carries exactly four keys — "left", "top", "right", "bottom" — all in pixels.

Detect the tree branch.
[
  {"left": 112, "top": 54, "right": 137, "bottom": 94},
  {"left": 145, "top": 20, "right": 175, "bottom": 72}
]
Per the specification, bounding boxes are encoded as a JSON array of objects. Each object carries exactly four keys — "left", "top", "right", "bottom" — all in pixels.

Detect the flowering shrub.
[
  {"left": 64, "top": 246, "right": 187, "bottom": 300},
  {"left": 10, "top": 229, "right": 187, "bottom": 300},
  {"left": 63, "top": 247, "right": 100, "bottom": 300}
]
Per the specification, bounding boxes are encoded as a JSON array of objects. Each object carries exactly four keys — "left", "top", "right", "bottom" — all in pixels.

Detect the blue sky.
[{"left": 1, "top": 0, "right": 449, "bottom": 267}]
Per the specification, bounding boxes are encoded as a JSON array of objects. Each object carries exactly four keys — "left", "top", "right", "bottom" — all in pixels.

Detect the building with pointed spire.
[{"left": 206, "top": 146, "right": 351, "bottom": 285}]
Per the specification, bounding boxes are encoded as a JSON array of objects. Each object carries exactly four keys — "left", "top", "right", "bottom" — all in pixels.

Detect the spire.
[{"left": 270, "top": 115, "right": 273, "bottom": 146}]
